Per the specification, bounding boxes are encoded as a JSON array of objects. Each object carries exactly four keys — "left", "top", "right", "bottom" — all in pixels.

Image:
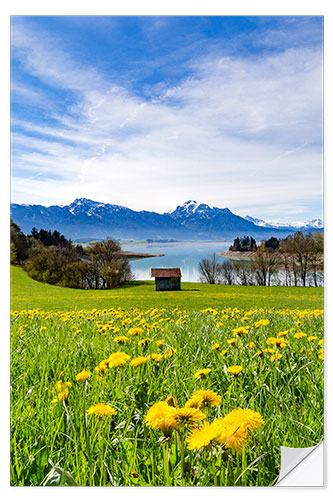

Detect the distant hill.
[{"left": 10, "top": 198, "right": 323, "bottom": 242}]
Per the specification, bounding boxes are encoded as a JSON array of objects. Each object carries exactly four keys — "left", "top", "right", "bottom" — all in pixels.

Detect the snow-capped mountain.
[
  {"left": 244, "top": 215, "right": 323, "bottom": 231},
  {"left": 10, "top": 198, "right": 323, "bottom": 241}
]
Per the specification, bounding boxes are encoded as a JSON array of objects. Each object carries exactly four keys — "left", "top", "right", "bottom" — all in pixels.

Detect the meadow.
[
  {"left": 11, "top": 265, "right": 324, "bottom": 311},
  {"left": 10, "top": 266, "right": 324, "bottom": 486}
]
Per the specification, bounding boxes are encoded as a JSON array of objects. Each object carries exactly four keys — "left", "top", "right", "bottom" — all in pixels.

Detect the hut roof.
[{"left": 151, "top": 268, "right": 182, "bottom": 278}]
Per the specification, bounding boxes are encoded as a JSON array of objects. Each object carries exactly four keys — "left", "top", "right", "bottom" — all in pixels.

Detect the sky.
[{"left": 10, "top": 15, "right": 324, "bottom": 222}]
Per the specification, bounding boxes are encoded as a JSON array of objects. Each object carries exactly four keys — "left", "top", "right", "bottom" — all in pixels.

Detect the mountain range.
[{"left": 10, "top": 198, "right": 323, "bottom": 242}]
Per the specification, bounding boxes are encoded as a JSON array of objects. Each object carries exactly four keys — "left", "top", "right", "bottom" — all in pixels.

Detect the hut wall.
[{"left": 155, "top": 277, "right": 181, "bottom": 291}]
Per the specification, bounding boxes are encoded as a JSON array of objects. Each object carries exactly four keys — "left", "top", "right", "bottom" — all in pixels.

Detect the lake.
[{"left": 121, "top": 241, "right": 231, "bottom": 282}]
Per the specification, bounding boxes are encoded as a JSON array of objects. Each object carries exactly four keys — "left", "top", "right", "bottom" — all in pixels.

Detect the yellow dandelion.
[
  {"left": 318, "top": 339, "right": 324, "bottom": 346},
  {"left": 156, "top": 339, "right": 164, "bottom": 349},
  {"left": 220, "top": 349, "right": 228, "bottom": 356},
  {"left": 128, "top": 327, "right": 144, "bottom": 336},
  {"left": 212, "top": 408, "right": 264, "bottom": 454},
  {"left": 174, "top": 407, "right": 206, "bottom": 427},
  {"left": 138, "top": 338, "right": 152, "bottom": 346},
  {"left": 307, "top": 336, "right": 318, "bottom": 342},
  {"left": 106, "top": 352, "right": 131, "bottom": 368},
  {"left": 248, "top": 342, "right": 256, "bottom": 349},
  {"left": 232, "top": 326, "right": 250, "bottom": 336},
  {"left": 194, "top": 368, "right": 211, "bottom": 379},
  {"left": 278, "top": 330, "right": 289, "bottom": 337},
  {"left": 319, "top": 349, "right": 324, "bottom": 360},
  {"left": 211, "top": 343, "right": 220, "bottom": 351},
  {"left": 51, "top": 380, "right": 72, "bottom": 403},
  {"left": 113, "top": 336, "right": 129, "bottom": 344},
  {"left": 185, "top": 389, "right": 222, "bottom": 409},
  {"left": 165, "top": 395, "right": 177, "bottom": 407},
  {"left": 227, "top": 339, "right": 236, "bottom": 345},
  {"left": 294, "top": 332, "right": 307, "bottom": 339},
  {"left": 187, "top": 421, "right": 222, "bottom": 451},
  {"left": 130, "top": 356, "right": 148, "bottom": 367},
  {"left": 270, "top": 353, "right": 282, "bottom": 362},
  {"left": 149, "top": 353, "right": 163, "bottom": 362},
  {"left": 144, "top": 401, "right": 177, "bottom": 436},
  {"left": 86, "top": 403, "right": 117, "bottom": 418},
  {"left": 227, "top": 365, "right": 243, "bottom": 376},
  {"left": 164, "top": 348, "right": 177, "bottom": 358},
  {"left": 75, "top": 369, "right": 91, "bottom": 382},
  {"left": 255, "top": 319, "right": 270, "bottom": 328}
]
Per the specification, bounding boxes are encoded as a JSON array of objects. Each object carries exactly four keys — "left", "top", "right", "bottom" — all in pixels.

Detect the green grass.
[
  {"left": 11, "top": 305, "right": 324, "bottom": 486},
  {"left": 10, "top": 266, "right": 324, "bottom": 486},
  {"left": 11, "top": 265, "right": 323, "bottom": 312}
]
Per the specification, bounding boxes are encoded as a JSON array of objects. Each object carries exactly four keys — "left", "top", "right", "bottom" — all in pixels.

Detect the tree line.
[
  {"left": 199, "top": 231, "right": 324, "bottom": 287},
  {"left": 10, "top": 221, "right": 133, "bottom": 289}
]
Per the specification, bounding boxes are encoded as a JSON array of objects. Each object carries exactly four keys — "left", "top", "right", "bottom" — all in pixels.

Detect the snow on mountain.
[
  {"left": 10, "top": 198, "right": 323, "bottom": 241},
  {"left": 244, "top": 215, "right": 323, "bottom": 231}
]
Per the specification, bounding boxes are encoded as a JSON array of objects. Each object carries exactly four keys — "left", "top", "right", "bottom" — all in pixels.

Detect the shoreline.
[
  {"left": 217, "top": 250, "right": 255, "bottom": 260},
  {"left": 122, "top": 240, "right": 233, "bottom": 247},
  {"left": 118, "top": 251, "right": 164, "bottom": 260}
]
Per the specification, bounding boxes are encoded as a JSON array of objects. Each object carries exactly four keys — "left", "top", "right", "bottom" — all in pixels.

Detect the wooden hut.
[{"left": 151, "top": 268, "right": 182, "bottom": 291}]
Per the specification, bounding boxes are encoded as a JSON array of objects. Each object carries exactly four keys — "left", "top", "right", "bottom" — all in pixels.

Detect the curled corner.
[{"left": 275, "top": 441, "right": 324, "bottom": 487}]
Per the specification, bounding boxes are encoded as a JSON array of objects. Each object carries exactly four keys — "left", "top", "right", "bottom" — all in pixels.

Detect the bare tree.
[
  {"left": 250, "top": 244, "right": 281, "bottom": 286},
  {"left": 233, "top": 261, "right": 255, "bottom": 286},
  {"left": 198, "top": 254, "right": 223, "bottom": 284},
  {"left": 220, "top": 260, "right": 235, "bottom": 285}
]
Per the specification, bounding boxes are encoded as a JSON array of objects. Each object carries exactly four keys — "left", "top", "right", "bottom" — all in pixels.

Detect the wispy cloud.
[{"left": 10, "top": 17, "right": 323, "bottom": 222}]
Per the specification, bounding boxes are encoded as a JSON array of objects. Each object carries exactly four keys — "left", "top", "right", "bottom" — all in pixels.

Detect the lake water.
[{"left": 122, "top": 241, "right": 231, "bottom": 282}]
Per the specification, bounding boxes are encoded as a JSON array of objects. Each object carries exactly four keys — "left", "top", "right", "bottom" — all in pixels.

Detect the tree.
[
  {"left": 220, "top": 260, "right": 235, "bottom": 285},
  {"left": 233, "top": 261, "right": 255, "bottom": 286},
  {"left": 10, "top": 220, "right": 30, "bottom": 262},
  {"left": 308, "top": 233, "right": 324, "bottom": 287},
  {"left": 250, "top": 244, "right": 281, "bottom": 286},
  {"left": 87, "top": 238, "right": 132, "bottom": 288},
  {"left": 198, "top": 254, "right": 223, "bottom": 284},
  {"left": 284, "top": 232, "right": 313, "bottom": 287}
]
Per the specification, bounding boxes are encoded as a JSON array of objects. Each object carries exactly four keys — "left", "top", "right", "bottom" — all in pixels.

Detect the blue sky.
[{"left": 11, "top": 15, "right": 323, "bottom": 222}]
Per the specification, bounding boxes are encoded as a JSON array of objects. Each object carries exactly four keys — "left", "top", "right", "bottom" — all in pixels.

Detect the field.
[
  {"left": 10, "top": 266, "right": 324, "bottom": 486},
  {"left": 11, "top": 265, "right": 324, "bottom": 311}
]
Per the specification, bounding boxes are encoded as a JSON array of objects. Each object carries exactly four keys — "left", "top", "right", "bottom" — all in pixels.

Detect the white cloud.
[{"left": 11, "top": 23, "right": 323, "bottom": 222}]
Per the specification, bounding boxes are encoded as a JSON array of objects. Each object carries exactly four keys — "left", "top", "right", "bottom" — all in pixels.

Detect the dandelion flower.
[
  {"left": 174, "top": 407, "right": 206, "bottom": 427},
  {"left": 232, "top": 326, "right": 250, "bottom": 336},
  {"left": 138, "top": 338, "right": 152, "bottom": 346},
  {"left": 128, "top": 327, "right": 144, "bottom": 336},
  {"left": 194, "top": 368, "right": 211, "bottom": 379},
  {"left": 293, "top": 332, "right": 307, "bottom": 339},
  {"left": 149, "top": 353, "right": 163, "bottom": 362},
  {"left": 212, "top": 408, "right": 265, "bottom": 454},
  {"left": 307, "top": 336, "right": 318, "bottom": 342},
  {"left": 255, "top": 319, "right": 270, "bottom": 328},
  {"left": 187, "top": 421, "right": 222, "bottom": 451},
  {"left": 164, "top": 348, "right": 177, "bottom": 358},
  {"left": 51, "top": 380, "right": 72, "bottom": 403},
  {"left": 144, "top": 401, "right": 177, "bottom": 436},
  {"left": 185, "top": 389, "right": 222, "bottom": 409},
  {"left": 130, "top": 356, "right": 148, "bottom": 367},
  {"left": 75, "top": 369, "right": 91, "bottom": 382},
  {"left": 220, "top": 349, "right": 228, "bottom": 356},
  {"left": 227, "top": 365, "right": 243, "bottom": 376},
  {"left": 107, "top": 352, "right": 131, "bottom": 368},
  {"left": 278, "top": 331, "right": 289, "bottom": 337},
  {"left": 156, "top": 339, "right": 164, "bottom": 349},
  {"left": 211, "top": 343, "right": 220, "bottom": 351},
  {"left": 87, "top": 403, "right": 117, "bottom": 418},
  {"left": 248, "top": 342, "right": 256, "bottom": 349},
  {"left": 227, "top": 339, "right": 236, "bottom": 345},
  {"left": 113, "top": 336, "right": 129, "bottom": 344},
  {"left": 165, "top": 395, "right": 177, "bottom": 407}
]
